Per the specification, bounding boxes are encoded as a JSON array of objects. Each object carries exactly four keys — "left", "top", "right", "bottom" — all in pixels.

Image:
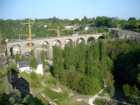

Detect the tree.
[
  {"left": 66, "top": 70, "right": 83, "bottom": 90},
  {"left": 85, "top": 43, "right": 100, "bottom": 77},
  {"left": 40, "top": 50, "right": 47, "bottom": 65},
  {"left": 125, "top": 17, "right": 137, "bottom": 30},
  {"left": 123, "top": 84, "right": 140, "bottom": 105},
  {"left": 95, "top": 16, "right": 111, "bottom": 27},
  {"left": 63, "top": 44, "right": 76, "bottom": 71},
  {"left": 78, "top": 76, "right": 101, "bottom": 95},
  {"left": 29, "top": 51, "right": 37, "bottom": 68},
  {"left": 72, "top": 18, "right": 80, "bottom": 25},
  {"left": 75, "top": 43, "right": 86, "bottom": 73},
  {"left": 53, "top": 46, "right": 64, "bottom": 79},
  {"left": 81, "top": 16, "right": 88, "bottom": 25}
]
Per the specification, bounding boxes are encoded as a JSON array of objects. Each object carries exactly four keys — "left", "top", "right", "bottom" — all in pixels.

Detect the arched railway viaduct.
[{"left": 7, "top": 33, "right": 105, "bottom": 59}]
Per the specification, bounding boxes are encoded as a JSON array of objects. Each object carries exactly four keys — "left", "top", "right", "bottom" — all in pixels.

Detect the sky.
[{"left": 0, "top": 0, "right": 140, "bottom": 19}]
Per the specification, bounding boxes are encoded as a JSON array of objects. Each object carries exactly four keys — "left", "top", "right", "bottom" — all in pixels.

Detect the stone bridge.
[
  {"left": 109, "top": 28, "right": 140, "bottom": 40},
  {"left": 7, "top": 33, "right": 105, "bottom": 59}
]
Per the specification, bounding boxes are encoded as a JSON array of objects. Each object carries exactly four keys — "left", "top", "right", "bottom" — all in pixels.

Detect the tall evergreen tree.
[{"left": 53, "top": 46, "right": 64, "bottom": 79}]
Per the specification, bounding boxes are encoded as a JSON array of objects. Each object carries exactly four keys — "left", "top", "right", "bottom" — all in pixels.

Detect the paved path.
[
  {"left": 97, "top": 96, "right": 132, "bottom": 105},
  {"left": 88, "top": 88, "right": 131, "bottom": 105},
  {"left": 88, "top": 88, "right": 104, "bottom": 105}
]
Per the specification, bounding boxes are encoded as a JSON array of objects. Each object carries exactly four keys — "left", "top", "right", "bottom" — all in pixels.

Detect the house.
[
  {"left": 17, "top": 61, "right": 44, "bottom": 75},
  {"left": 12, "top": 46, "right": 21, "bottom": 55},
  {"left": 17, "top": 61, "right": 32, "bottom": 73},
  {"left": 84, "top": 26, "right": 89, "bottom": 31},
  {"left": 36, "top": 64, "right": 43, "bottom": 75},
  {"left": 64, "top": 25, "right": 79, "bottom": 30}
]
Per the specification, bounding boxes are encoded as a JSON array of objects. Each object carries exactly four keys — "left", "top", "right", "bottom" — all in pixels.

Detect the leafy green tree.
[
  {"left": 123, "top": 84, "right": 140, "bottom": 105},
  {"left": 95, "top": 16, "right": 111, "bottom": 27},
  {"left": 78, "top": 76, "right": 101, "bottom": 95},
  {"left": 66, "top": 70, "right": 83, "bottom": 90}
]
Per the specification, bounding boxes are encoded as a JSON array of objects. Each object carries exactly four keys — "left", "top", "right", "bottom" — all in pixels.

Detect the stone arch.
[
  {"left": 26, "top": 42, "right": 34, "bottom": 47},
  {"left": 53, "top": 40, "right": 62, "bottom": 47},
  {"left": 98, "top": 36, "right": 105, "bottom": 40},
  {"left": 10, "top": 44, "right": 21, "bottom": 56},
  {"left": 76, "top": 37, "right": 85, "bottom": 44},
  {"left": 87, "top": 37, "right": 95, "bottom": 44},
  {"left": 42, "top": 41, "right": 50, "bottom": 47},
  {"left": 65, "top": 39, "right": 73, "bottom": 46}
]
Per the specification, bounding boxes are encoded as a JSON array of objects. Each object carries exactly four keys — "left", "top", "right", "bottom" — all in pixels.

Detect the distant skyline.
[{"left": 0, "top": 0, "right": 140, "bottom": 19}]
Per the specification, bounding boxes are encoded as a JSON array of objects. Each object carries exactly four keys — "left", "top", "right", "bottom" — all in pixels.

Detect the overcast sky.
[{"left": 0, "top": 0, "right": 140, "bottom": 19}]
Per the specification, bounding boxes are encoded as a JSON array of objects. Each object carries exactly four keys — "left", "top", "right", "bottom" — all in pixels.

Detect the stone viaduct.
[
  {"left": 7, "top": 33, "right": 105, "bottom": 59},
  {"left": 109, "top": 28, "right": 140, "bottom": 40}
]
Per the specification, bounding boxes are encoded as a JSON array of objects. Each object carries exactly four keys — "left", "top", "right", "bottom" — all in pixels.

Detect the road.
[{"left": 88, "top": 88, "right": 131, "bottom": 105}]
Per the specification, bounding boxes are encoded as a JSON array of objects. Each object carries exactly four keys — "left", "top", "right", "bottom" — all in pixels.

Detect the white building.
[
  {"left": 17, "top": 61, "right": 32, "bottom": 73},
  {"left": 12, "top": 46, "right": 21, "bottom": 55},
  {"left": 64, "top": 25, "right": 79, "bottom": 30},
  {"left": 84, "top": 26, "right": 89, "bottom": 31},
  {"left": 36, "top": 64, "right": 43, "bottom": 75},
  {"left": 17, "top": 61, "right": 44, "bottom": 75}
]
